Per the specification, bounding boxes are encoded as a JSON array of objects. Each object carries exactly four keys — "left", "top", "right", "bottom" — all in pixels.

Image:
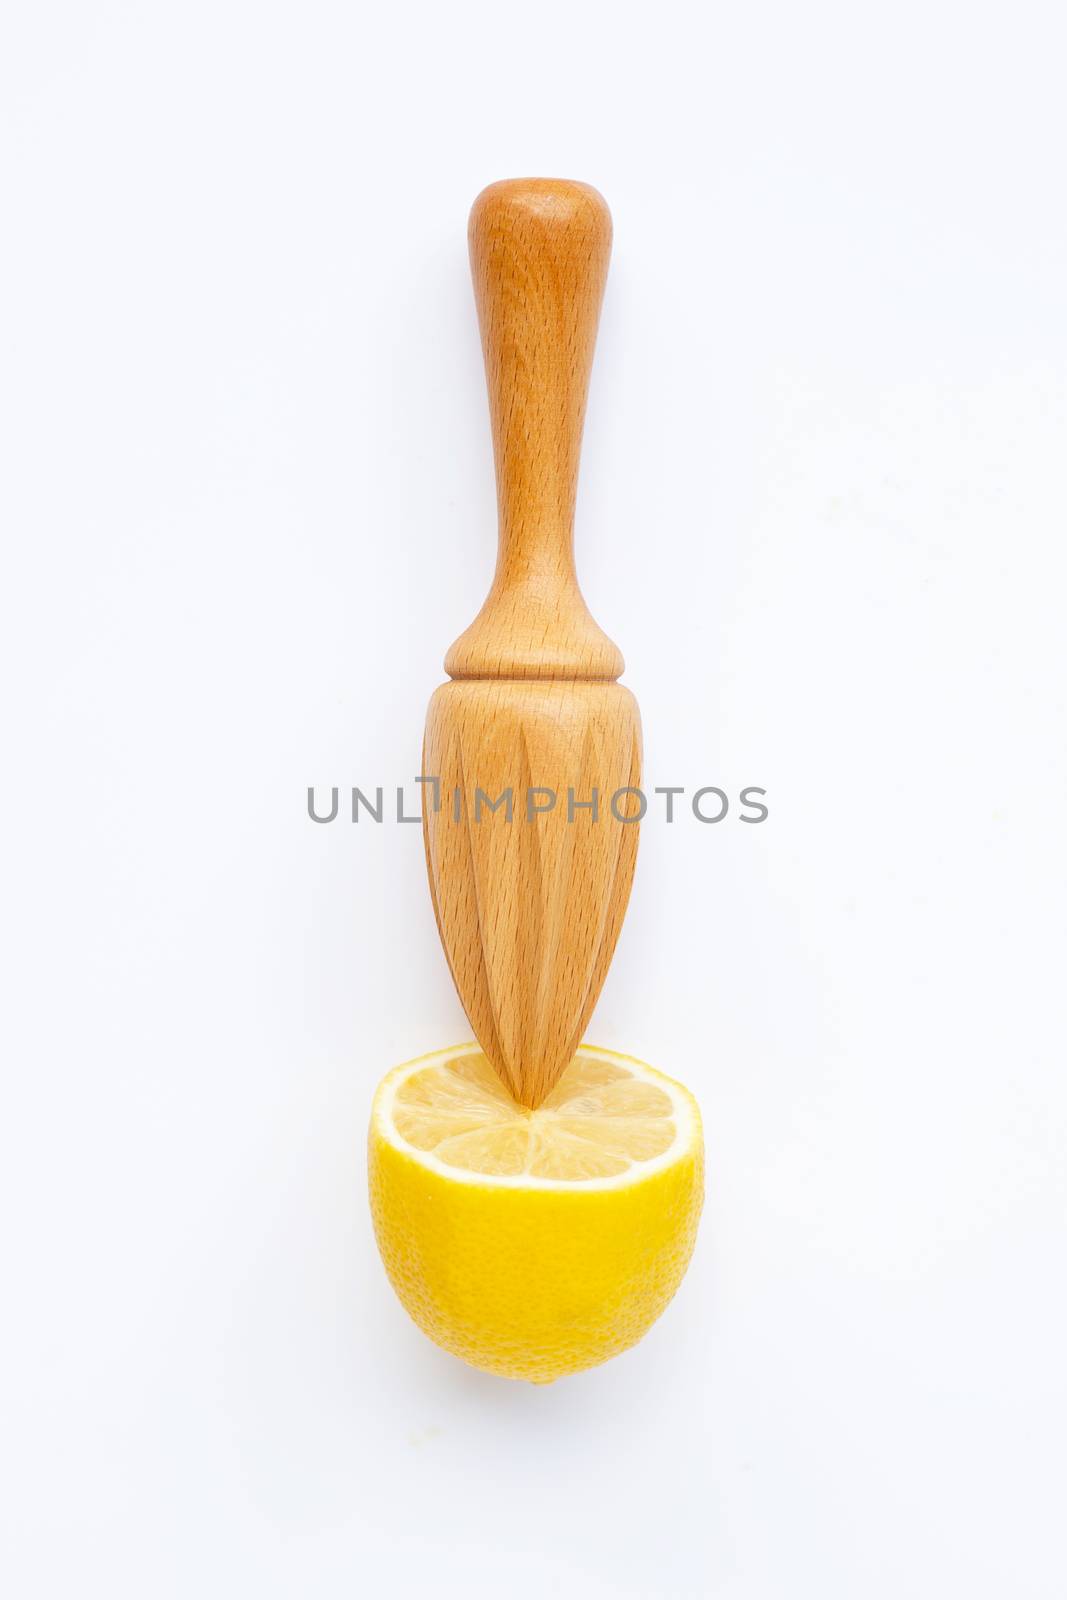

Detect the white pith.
[{"left": 373, "top": 1043, "right": 699, "bottom": 1192}]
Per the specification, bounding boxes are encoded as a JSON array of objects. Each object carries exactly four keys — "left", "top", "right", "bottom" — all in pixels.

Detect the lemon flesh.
[{"left": 369, "top": 1044, "right": 704, "bottom": 1383}]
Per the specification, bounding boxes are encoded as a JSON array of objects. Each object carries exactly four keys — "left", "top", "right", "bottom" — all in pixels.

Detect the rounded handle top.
[{"left": 469, "top": 175, "right": 612, "bottom": 251}]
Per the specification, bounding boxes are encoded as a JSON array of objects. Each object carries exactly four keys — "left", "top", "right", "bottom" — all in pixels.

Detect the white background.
[{"left": 2, "top": 3, "right": 1065, "bottom": 1596}]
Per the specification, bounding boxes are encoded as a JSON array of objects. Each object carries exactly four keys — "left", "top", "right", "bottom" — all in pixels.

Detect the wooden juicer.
[{"left": 423, "top": 178, "right": 641, "bottom": 1109}]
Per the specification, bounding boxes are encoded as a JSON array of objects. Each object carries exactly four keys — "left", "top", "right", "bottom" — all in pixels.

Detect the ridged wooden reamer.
[{"left": 423, "top": 179, "right": 642, "bottom": 1108}]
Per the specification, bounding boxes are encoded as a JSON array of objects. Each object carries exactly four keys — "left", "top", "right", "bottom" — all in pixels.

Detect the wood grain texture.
[
  {"left": 424, "top": 179, "right": 642, "bottom": 1107},
  {"left": 424, "top": 681, "right": 641, "bottom": 1107},
  {"left": 446, "top": 178, "right": 622, "bottom": 681}
]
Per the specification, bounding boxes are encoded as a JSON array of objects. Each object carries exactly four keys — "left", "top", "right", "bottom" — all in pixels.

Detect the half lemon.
[{"left": 368, "top": 1043, "right": 703, "bottom": 1383}]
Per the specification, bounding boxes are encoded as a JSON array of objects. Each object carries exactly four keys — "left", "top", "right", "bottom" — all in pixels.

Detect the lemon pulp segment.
[{"left": 388, "top": 1048, "right": 683, "bottom": 1181}]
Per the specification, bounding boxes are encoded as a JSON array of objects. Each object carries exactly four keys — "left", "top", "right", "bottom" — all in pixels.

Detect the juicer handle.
[{"left": 445, "top": 178, "right": 623, "bottom": 682}]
